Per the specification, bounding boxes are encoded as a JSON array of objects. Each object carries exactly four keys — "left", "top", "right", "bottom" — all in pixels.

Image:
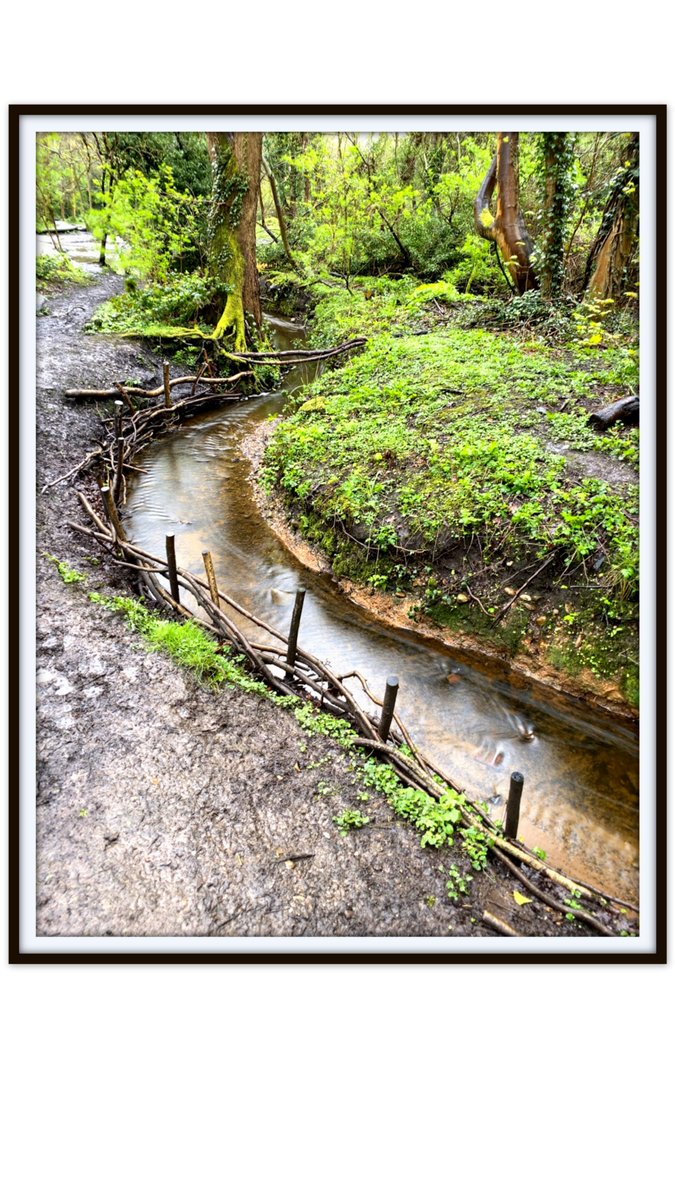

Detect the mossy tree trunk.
[
  {"left": 584, "top": 134, "right": 639, "bottom": 301},
  {"left": 207, "top": 132, "right": 262, "bottom": 351},
  {"left": 474, "top": 132, "right": 537, "bottom": 294}
]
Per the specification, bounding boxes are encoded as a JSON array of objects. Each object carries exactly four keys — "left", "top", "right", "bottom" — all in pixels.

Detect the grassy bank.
[{"left": 263, "top": 280, "right": 639, "bottom": 707}]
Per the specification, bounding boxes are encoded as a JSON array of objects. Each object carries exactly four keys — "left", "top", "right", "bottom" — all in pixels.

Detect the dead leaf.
[{"left": 513, "top": 890, "right": 533, "bottom": 906}]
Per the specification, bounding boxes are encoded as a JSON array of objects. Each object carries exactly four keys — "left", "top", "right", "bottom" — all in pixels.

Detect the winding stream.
[{"left": 124, "top": 314, "right": 639, "bottom": 904}]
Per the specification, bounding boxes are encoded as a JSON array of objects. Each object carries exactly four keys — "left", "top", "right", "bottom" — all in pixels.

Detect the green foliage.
[
  {"left": 446, "top": 864, "right": 473, "bottom": 902},
  {"left": 88, "top": 593, "right": 269, "bottom": 693},
  {"left": 333, "top": 808, "right": 370, "bottom": 835},
  {"left": 292, "top": 702, "right": 357, "bottom": 748},
  {"left": 87, "top": 272, "right": 216, "bottom": 334},
  {"left": 44, "top": 553, "right": 87, "bottom": 584},
  {"left": 36, "top": 253, "right": 89, "bottom": 289},
  {"left": 461, "top": 824, "right": 491, "bottom": 872},
  {"left": 87, "top": 164, "right": 206, "bottom": 284},
  {"left": 36, "top": 133, "right": 93, "bottom": 228},
  {"left": 266, "top": 287, "right": 638, "bottom": 614}
]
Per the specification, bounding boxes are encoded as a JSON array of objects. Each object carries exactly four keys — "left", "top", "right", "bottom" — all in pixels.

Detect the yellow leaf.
[
  {"left": 479, "top": 207, "right": 494, "bottom": 229},
  {"left": 513, "top": 890, "right": 532, "bottom": 906}
]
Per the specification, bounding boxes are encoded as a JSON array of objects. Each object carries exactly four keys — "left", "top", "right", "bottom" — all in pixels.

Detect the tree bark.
[
  {"left": 474, "top": 133, "right": 537, "bottom": 294},
  {"left": 207, "top": 132, "right": 262, "bottom": 351},
  {"left": 584, "top": 134, "right": 639, "bottom": 301}
]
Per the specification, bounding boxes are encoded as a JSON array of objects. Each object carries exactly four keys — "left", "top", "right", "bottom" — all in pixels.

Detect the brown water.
[{"left": 124, "top": 314, "right": 639, "bottom": 903}]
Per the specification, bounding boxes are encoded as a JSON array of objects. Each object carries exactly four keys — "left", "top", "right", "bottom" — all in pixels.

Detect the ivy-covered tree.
[
  {"left": 583, "top": 134, "right": 639, "bottom": 300},
  {"left": 207, "top": 132, "right": 262, "bottom": 350},
  {"left": 474, "top": 132, "right": 537, "bottom": 294},
  {"left": 535, "top": 133, "right": 576, "bottom": 299}
]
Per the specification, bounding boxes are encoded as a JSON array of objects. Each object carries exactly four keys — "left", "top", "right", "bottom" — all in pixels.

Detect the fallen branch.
[
  {"left": 64, "top": 370, "right": 254, "bottom": 400},
  {"left": 483, "top": 911, "right": 521, "bottom": 937},
  {"left": 588, "top": 396, "right": 639, "bottom": 431}
]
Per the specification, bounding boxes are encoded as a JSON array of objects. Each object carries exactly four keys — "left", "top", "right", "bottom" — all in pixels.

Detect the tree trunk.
[
  {"left": 474, "top": 133, "right": 537, "bottom": 294},
  {"left": 207, "top": 132, "right": 262, "bottom": 351},
  {"left": 584, "top": 136, "right": 639, "bottom": 301},
  {"left": 263, "top": 157, "right": 297, "bottom": 269},
  {"left": 538, "top": 133, "right": 574, "bottom": 299}
]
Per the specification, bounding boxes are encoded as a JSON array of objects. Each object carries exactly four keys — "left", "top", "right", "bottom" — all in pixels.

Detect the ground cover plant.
[{"left": 264, "top": 279, "right": 639, "bottom": 705}]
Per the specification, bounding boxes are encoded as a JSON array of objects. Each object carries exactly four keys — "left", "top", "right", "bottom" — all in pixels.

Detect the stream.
[{"left": 123, "top": 312, "right": 639, "bottom": 904}]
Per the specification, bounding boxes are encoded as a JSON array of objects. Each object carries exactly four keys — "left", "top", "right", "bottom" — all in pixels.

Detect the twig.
[
  {"left": 465, "top": 586, "right": 491, "bottom": 617},
  {"left": 41, "top": 447, "right": 103, "bottom": 493},
  {"left": 491, "top": 554, "right": 555, "bottom": 626}
]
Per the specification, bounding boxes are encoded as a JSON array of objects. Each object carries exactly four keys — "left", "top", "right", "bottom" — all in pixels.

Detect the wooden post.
[
  {"left": 117, "top": 384, "right": 136, "bottom": 414},
  {"left": 114, "top": 399, "right": 124, "bottom": 441},
  {"left": 378, "top": 675, "right": 399, "bottom": 742},
  {"left": 165, "top": 533, "right": 180, "bottom": 604},
  {"left": 285, "top": 589, "right": 306, "bottom": 675},
  {"left": 100, "top": 484, "right": 126, "bottom": 543},
  {"left": 163, "top": 360, "right": 172, "bottom": 408},
  {"left": 505, "top": 771, "right": 524, "bottom": 839},
  {"left": 202, "top": 550, "right": 220, "bottom": 609},
  {"left": 113, "top": 436, "right": 125, "bottom": 504}
]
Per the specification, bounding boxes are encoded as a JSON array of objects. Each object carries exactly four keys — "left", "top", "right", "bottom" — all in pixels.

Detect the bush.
[{"left": 36, "top": 252, "right": 88, "bottom": 288}]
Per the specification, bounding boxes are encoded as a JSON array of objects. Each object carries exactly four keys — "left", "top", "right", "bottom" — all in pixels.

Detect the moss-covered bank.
[{"left": 263, "top": 280, "right": 639, "bottom": 709}]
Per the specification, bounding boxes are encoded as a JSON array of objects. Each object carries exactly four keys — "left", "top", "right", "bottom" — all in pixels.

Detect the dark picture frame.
[{"left": 8, "top": 105, "right": 667, "bottom": 964}]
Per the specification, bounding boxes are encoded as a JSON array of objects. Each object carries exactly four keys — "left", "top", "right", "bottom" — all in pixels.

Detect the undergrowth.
[
  {"left": 264, "top": 279, "right": 639, "bottom": 702},
  {"left": 37, "top": 252, "right": 90, "bottom": 289}
]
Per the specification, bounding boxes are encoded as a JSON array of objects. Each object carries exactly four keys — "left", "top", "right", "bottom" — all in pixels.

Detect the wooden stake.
[
  {"left": 163, "top": 360, "right": 172, "bottom": 408},
  {"left": 114, "top": 399, "right": 124, "bottom": 441},
  {"left": 285, "top": 589, "right": 306, "bottom": 675},
  {"left": 202, "top": 550, "right": 220, "bottom": 609},
  {"left": 116, "top": 383, "right": 136, "bottom": 414},
  {"left": 165, "top": 533, "right": 180, "bottom": 604},
  {"left": 378, "top": 676, "right": 399, "bottom": 742},
  {"left": 505, "top": 772, "right": 524, "bottom": 839},
  {"left": 100, "top": 484, "right": 126, "bottom": 543},
  {"left": 113, "top": 437, "right": 125, "bottom": 503}
]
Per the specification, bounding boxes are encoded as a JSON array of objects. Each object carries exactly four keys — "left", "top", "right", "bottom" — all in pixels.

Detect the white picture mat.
[{"left": 16, "top": 110, "right": 658, "bottom": 956}]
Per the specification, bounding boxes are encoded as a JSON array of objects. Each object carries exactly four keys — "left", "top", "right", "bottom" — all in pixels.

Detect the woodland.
[
  {"left": 34, "top": 128, "right": 641, "bottom": 937},
  {"left": 37, "top": 128, "right": 640, "bottom": 705}
]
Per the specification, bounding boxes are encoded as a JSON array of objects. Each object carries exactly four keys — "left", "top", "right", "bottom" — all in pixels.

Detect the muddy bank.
[
  {"left": 37, "top": 270, "right": 592, "bottom": 939},
  {"left": 244, "top": 418, "right": 638, "bottom": 728}
]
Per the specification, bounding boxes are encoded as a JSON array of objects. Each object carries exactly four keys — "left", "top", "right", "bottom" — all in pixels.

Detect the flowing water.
[{"left": 125, "top": 314, "right": 640, "bottom": 903}]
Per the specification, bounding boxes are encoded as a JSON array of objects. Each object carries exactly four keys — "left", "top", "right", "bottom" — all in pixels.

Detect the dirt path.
[{"left": 34, "top": 275, "right": 595, "bottom": 939}]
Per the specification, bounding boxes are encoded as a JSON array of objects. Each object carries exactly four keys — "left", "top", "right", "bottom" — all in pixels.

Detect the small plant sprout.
[{"left": 333, "top": 809, "right": 370, "bottom": 836}]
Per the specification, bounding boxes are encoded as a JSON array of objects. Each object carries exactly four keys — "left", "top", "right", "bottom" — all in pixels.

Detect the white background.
[{"left": 1, "top": 5, "right": 672, "bottom": 1197}]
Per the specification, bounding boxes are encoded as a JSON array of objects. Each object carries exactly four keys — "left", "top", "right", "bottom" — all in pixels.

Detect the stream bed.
[{"left": 124, "top": 314, "right": 640, "bottom": 904}]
